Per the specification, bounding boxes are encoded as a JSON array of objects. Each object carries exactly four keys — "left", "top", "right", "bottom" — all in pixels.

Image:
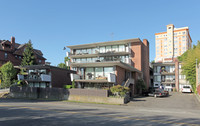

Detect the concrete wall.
[
  {"left": 10, "top": 87, "right": 128, "bottom": 104},
  {"left": 10, "top": 86, "right": 69, "bottom": 100},
  {"left": 69, "top": 89, "right": 108, "bottom": 97}
]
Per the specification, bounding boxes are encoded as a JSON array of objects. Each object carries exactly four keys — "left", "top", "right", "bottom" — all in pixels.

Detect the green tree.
[
  {"left": 21, "top": 40, "right": 36, "bottom": 66},
  {"left": 0, "top": 62, "right": 16, "bottom": 88},
  {"left": 57, "top": 63, "right": 67, "bottom": 69},
  {"left": 178, "top": 40, "right": 200, "bottom": 91}
]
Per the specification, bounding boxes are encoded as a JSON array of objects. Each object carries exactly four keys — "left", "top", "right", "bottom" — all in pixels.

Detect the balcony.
[
  {"left": 162, "top": 79, "right": 175, "bottom": 83},
  {"left": 68, "top": 50, "right": 131, "bottom": 58},
  {"left": 72, "top": 73, "right": 116, "bottom": 83},
  {"left": 24, "top": 74, "right": 51, "bottom": 82}
]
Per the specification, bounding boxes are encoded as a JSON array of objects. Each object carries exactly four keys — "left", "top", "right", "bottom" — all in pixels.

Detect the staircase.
[{"left": 122, "top": 78, "right": 135, "bottom": 87}]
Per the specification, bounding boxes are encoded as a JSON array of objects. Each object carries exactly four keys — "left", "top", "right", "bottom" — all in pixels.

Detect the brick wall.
[
  {"left": 115, "top": 66, "right": 125, "bottom": 85},
  {"left": 197, "top": 85, "right": 200, "bottom": 95},
  {"left": 131, "top": 39, "right": 150, "bottom": 89}
]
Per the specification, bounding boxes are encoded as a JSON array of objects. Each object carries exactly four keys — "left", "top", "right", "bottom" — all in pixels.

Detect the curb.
[{"left": 195, "top": 94, "right": 200, "bottom": 103}]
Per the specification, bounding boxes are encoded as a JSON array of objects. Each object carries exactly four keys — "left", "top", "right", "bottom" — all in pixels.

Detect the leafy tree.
[
  {"left": 57, "top": 63, "right": 67, "bottom": 69},
  {"left": 178, "top": 40, "right": 200, "bottom": 91},
  {"left": 0, "top": 62, "right": 16, "bottom": 88},
  {"left": 21, "top": 40, "right": 36, "bottom": 66}
]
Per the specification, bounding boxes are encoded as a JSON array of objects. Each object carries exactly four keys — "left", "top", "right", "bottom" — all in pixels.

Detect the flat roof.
[{"left": 67, "top": 38, "right": 141, "bottom": 49}]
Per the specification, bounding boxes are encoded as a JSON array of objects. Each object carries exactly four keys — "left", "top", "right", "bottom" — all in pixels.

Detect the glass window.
[
  {"left": 87, "top": 58, "right": 92, "bottom": 62},
  {"left": 99, "top": 57, "right": 104, "bottom": 62},
  {"left": 106, "top": 46, "right": 112, "bottom": 52},
  {"left": 81, "top": 58, "right": 86, "bottom": 63},
  {"left": 76, "top": 58, "right": 81, "bottom": 63},
  {"left": 112, "top": 45, "right": 118, "bottom": 52},
  {"left": 100, "top": 46, "right": 106, "bottom": 53},
  {"left": 92, "top": 57, "right": 97, "bottom": 62},
  {"left": 82, "top": 49, "right": 86, "bottom": 54},
  {"left": 87, "top": 48, "right": 92, "bottom": 54},
  {"left": 119, "top": 45, "right": 125, "bottom": 52},
  {"left": 104, "top": 67, "right": 114, "bottom": 78},
  {"left": 157, "top": 66, "right": 161, "bottom": 73},
  {"left": 5, "top": 53, "right": 8, "bottom": 59},
  {"left": 95, "top": 68, "right": 104, "bottom": 78},
  {"left": 92, "top": 48, "right": 98, "bottom": 54},
  {"left": 76, "top": 50, "right": 81, "bottom": 54},
  {"left": 85, "top": 68, "right": 94, "bottom": 80}
]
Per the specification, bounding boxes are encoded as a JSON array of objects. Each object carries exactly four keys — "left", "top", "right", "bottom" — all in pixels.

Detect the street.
[{"left": 0, "top": 92, "right": 200, "bottom": 126}]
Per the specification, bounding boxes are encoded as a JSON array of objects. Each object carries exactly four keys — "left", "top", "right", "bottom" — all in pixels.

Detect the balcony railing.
[
  {"left": 71, "top": 73, "right": 116, "bottom": 83},
  {"left": 21, "top": 74, "right": 51, "bottom": 82},
  {"left": 71, "top": 58, "right": 131, "bottom": 64},
  {"left": 162, "top": 79, "right": 175, "bottom": 83}
]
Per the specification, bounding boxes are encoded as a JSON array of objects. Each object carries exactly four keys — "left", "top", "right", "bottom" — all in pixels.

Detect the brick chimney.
[{"left": 11, "top": 36, "right": 15, "bottom": 51}]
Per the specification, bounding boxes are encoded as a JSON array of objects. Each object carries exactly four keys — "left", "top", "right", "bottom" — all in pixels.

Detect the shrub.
[
  {"left": 63, "top": 85, "right": 72, "bottom": 89},
  {"left": 110, "top": 85, "right": 130, "bottom": 97}
]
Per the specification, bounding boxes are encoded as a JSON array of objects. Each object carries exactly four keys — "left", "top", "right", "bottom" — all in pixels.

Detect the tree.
[
  {"left": 0, "top": 62, "right": 16, "bottom": 88},
  {"left": 57, "top": 63, "right": 67, "bottom": 69},
  {"left": 178, "top": 40, "right": 200, "bottom": 91},
  {"left": 21, "top": 40, "right": 36, "bottom": 66}
]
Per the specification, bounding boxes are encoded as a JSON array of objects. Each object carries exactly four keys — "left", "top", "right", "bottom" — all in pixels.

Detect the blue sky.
[{"left": 0, "top": 0, "right": 200, "bottom": 66}]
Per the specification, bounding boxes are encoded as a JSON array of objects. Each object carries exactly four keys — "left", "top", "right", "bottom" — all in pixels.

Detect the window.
[
  {"left": 168, "top": 27, "right": 171, "bottom": 29},
  {"left": 182, "top": 36, "right": 185, "bottom": 38},
  {"left": 95, "top": 67, "right": 103, "bottom": 78},
  {"left": 39, "top": 60, "right": 42, "bottom": 63},
  {"left": 82, "top": 49, "right": 86, "bottom": 54},
  {"left": 85, "top": 68, "right": 94, "bottom": 80},
  {"left": 112, "top": 45, "right": 118, "bottom": 52},
  {"left": 183, "top": 32, "right": 186, "bottom": 34},
  {"left": 5, "top": 53, "right": 8, "bottom": 59},
  {"left": 106, "top": 46, "right": 112, "bottom": 52},
  {"left": 119, "top": 45, "right": 125, "bottom": 52},
  {"left": 76, "top": 49, "right": 81, "bottom": 54},
  {"left": 104, "top": 67, "right": 114, "bottom": 78},
  {"left": 87, "top": 48, "right": 92, "bottom": 54},
  {"left": 99, "top": 46, "right": 106, "bottom": 53}
]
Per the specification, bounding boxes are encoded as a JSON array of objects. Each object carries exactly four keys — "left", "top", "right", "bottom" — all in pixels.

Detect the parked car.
[
  {"left": 181, "top": 86, "right": 192, "bottom": 93},
  {"left": 148, "top": 88, "right": 169, "bottom": 98}
]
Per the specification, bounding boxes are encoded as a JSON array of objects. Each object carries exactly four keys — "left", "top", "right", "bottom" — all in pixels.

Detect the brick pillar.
[{"left": 175, "top": 61, "right": 179, "bottom": 91}]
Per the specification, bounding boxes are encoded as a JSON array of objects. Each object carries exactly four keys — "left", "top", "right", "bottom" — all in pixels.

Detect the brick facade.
[
  {"left": 131, "top": 39, "right": 150, "bottom": 88},
  {"left": 115, "top": 66, "right": 125, "bottom": 85}
]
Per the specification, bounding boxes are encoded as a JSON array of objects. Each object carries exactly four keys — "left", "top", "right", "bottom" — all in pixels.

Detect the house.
[
  {"left": 0, "top": 36, "right": 46, "bottom": 67},
  {"left": 66, "top": 38, "right": 149, "bottom": 96},
  {"left": 18, "top": 64, "right": 76, "bottom": 88}
]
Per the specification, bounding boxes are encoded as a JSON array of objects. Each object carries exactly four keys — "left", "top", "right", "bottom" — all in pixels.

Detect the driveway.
[{"left": 128, "top": 92, "right": 200, "bottom": 110}]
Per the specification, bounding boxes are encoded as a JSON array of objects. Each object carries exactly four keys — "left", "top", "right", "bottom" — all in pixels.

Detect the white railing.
[
  {"left": 107, "top": 73, "right": 116, "bottom": 83},
  {"left": 41, "top": 74, "right": 51, "bottom": 82}
]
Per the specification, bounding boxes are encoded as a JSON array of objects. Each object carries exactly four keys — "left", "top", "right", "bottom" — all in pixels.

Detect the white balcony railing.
[
  {"left": 107, "top": 73, "right": 116, "bottom": 83},
  {"left": 41, "top": 74, "right": 51, "bottom": 82}
]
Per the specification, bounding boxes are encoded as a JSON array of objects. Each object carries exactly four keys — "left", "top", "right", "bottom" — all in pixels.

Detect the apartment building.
[
  {"left": 0, "top": 36, "right": 46, "bottom": 67},
  {"left": 153, "top": 24, "right": 192, "bottom": 91},
  {"left": 66, "top": 38, "right": 149, "bottom": 96},
  {"left": 155, "top": 24, "right": 192, "bottom": 63}
]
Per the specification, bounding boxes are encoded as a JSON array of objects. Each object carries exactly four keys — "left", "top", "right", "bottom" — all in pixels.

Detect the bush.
[
  {"left": 110, "top": 85, "right": 130, "bottom": 97},
  {"left": 64, "top": 85, "right": 72, "bottom": 89}
]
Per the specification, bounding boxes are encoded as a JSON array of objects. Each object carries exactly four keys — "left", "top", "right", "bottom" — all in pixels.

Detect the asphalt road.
[{"left": 0, "top": 92, "right": 200, "bottom": 126}]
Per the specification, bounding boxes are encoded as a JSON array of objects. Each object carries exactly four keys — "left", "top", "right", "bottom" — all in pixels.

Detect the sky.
[{"left": 0, "top": 0, "right": 200, "bottom": 66}]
